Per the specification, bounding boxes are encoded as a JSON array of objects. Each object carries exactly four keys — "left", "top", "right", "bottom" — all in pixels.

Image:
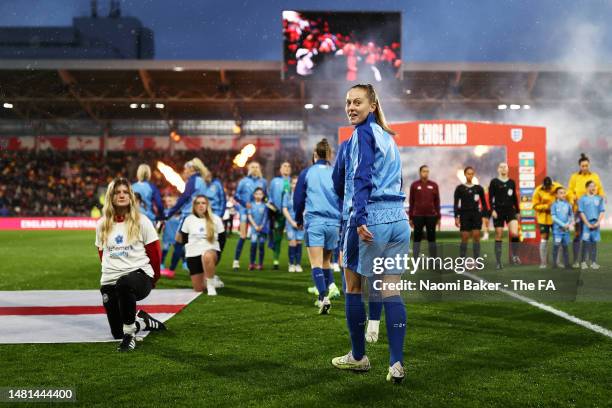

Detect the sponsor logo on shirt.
[{"left": 115, "top": 235, "right": 124, "bottom": 244}]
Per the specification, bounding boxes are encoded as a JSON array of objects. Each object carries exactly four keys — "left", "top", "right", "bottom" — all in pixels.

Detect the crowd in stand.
[{"left": 0, "top": 148, "right": 308, "bottom": 217}]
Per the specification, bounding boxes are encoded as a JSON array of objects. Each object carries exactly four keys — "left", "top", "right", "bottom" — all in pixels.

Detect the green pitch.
[{"left": 1, "top": 231, "right": 611, "bottom": 407}]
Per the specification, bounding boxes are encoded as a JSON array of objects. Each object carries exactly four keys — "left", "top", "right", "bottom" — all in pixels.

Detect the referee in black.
[
  {"left": 454, "top": 166, "right": 488, "bottom": 259},
  {"left": 488, "top": 162, "right": 521, "bottom": 269}
]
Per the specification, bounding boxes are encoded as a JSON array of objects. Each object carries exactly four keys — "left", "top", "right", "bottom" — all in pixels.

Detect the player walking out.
[
  {"left": 454, "top": 167, "right": 488, "bottom": 259},
  {"left": 132, "top": 164, "right": 163, "bottom": 222},
  {"left": 488, "top": 162, "right": 521, "bottom": 269},
  {"left": 233, "top": 162, "right": 267, "bottom": 270},
  {"left": 408, "top": 165, "right": 440, "bottom": 258},
  {"left": 163, "top": 158, "right": 209, "bottom": 278},
  {"left": 268, "top": 162, "right": 292, "bottom": 270},
  {"left": 333, "top": 138, "right": 378, "bottom": 335},
  {"left": 201, "top": 165, "right": 227, "bottom": 262},
  {"left": 294, "top": 138, "right": 341, "bottom": 315},
  {"left": 96, "top": 178, "right": 166, "bottom": 352},
  {"left": 332, "top": 84, "right": 410, "bottom": 383}
]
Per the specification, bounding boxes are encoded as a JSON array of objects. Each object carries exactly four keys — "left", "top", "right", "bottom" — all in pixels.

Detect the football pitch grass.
[{"left": 1, "top": 230, "right": 611, "bottom": 407}]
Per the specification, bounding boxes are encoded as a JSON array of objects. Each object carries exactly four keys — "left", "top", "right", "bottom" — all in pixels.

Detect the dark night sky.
[{"left": 0, "top": 0, "right": 611, "bottom": 62}]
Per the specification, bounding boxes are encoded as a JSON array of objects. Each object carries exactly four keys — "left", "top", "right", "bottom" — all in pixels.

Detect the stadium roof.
[{"left": 1, "top": 60, "right": 611, "bottom": 124}]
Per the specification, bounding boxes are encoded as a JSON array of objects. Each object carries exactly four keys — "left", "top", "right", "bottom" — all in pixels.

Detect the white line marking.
[{"left": 463, "top": 271, "right": 612, "bottom": 339}]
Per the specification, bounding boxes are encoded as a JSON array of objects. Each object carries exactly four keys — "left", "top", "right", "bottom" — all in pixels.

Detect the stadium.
[{"left": 0, "top": 1, "right": 611, "bottom": 406}]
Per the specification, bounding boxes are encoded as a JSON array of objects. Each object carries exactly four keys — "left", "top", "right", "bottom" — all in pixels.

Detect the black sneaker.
[
  {"left": 117, "top": 334, "right": 136, "bottom": 352},
  {"left": 137, "top": 309, "right": 167, "bottom": 331}
]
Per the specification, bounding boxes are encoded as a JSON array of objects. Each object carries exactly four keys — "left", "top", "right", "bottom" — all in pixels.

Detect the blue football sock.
[
  {"left": 161, "top": 248, "right": 168, "bottom": 268},
  {"left": 581, "top": 241, "right": 589, "bottom": 262},
  {"left": 345, "top": 293, "right": 367, "bottom": 360},
  {"left": 311, "top": 267, "right": 327, "bottom": 300},
  {"left": 368, "top": 278, "right": 383, "bottom": 320},
  {"left": 341, "top": 268, "right": 346, "bottom": 293},
  {"left": 384, "top": 295, "right": 407, "bottom": 366},
  {"left": 552, "top": 244, "right": 560, "bottom": 266},
  {"left": 169, "top": 243, "right": 184, "bottom": 270},
  {"left": 249, "top": 241, "right": 257, "bottom": 264},
  {"left": 323, "top": 268, "right": 334, "bottom": 287},
  {"left": 235, "top": 238, "right": 245, "bottom": 261},
  {"left": 296, "top": 243, "right": 303, "bottom": 264},
  {"left": 258, "top": 239, "right": 265, "bottom": 265},
  {"left": 288, "top": 246, "right": 296, "bottom": 265}
]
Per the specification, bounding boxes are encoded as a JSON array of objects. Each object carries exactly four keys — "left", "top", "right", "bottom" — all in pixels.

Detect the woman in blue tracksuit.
[
  {"left": 163, "top": 158, "right": 208, "bottom": 277},
  {"left": 233, "top": 161, "right": 267, "bottom": 270},
  {"left": 201, "top": 165, "right": 227, "bottom": 262},
  {"left": 333, "top": 139, "right": 383, "bottom": 345},
  {"left": 294, "top": 138, "right": 341, "bottom": 315},
  {"left": 331, "top": 84, "right": 410, "bottom": 384},
  {"left": 132, "top": 164, "right": 163, "bottom": 222}
]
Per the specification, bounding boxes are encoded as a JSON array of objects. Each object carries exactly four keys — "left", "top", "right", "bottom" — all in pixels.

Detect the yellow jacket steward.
[
  {"left": 567, "top": 171, "right": 606, "bottom": 211},
  {"left": 532, "top": 181, "right": 563, "bottom": 225}
]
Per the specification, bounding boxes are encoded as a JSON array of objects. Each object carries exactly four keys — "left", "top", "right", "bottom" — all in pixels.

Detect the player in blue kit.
[
  {"left": 248, "top": 188, "right": 269, "bottom": 270},
  {"left": 578, "top": 181, "right": 605, "bottom": 269},
  {"left": 163, "top": 158, "right": 208, "bottom": 278},
  {"left": 268, "top": 162, "right": 292, "bottom": 270},
  {"left": 201, "top": 165, "right": 227, "bottom": 263},
  {"left": 282, "top": 176, "right": 304, "bottom": 273},
  {"left": 294, "top": 138, "right": 341, "bottom": 315},
  {"left": 550, "top": 187, "right": 573, "bottom": 269},
  {"left": 333, "top": 138, "right": 382, "bottom": 342},
  {"left": 331, "top": 84, "right": 410, "bottom": 383},
  {"left": 132, "top": 164, "right": 163, "bottom": 222},
  {"left": 233, "top": 162, "right": 267, "bottom": 270}
]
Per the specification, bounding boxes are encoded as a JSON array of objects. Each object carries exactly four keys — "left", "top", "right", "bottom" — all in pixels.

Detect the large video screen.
[{"left": 282, "top": 10, "right": 402, "bottom": 81}]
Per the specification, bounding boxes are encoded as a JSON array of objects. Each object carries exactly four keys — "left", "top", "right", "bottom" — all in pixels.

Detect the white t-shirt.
[
  {"left": 95, "top": 217, "right": 159, "bottom": 285},
  {"left": 181, "top": 214, "right": 225, "bottom": 258}
]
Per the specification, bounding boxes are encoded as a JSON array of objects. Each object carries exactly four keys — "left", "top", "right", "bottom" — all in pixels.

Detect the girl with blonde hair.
[
  {"left": 176, "top": 195, "right": 225, "bottom": 295},
  {"left": 331, "top": 84, "right": 410, "bottom": 383},
  {"left": 96, "top": 177, "right": 166, "bottom": 352},
  {"left": 162, "top": 158, "right": 209, "bottom": 279}
]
